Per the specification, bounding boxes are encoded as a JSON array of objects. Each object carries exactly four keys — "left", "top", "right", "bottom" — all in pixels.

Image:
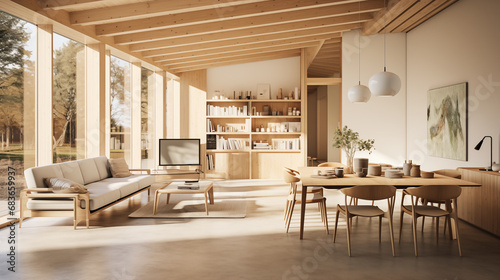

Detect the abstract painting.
[{"left": 427, "top": 82, "right": 468, "bottom": 161}]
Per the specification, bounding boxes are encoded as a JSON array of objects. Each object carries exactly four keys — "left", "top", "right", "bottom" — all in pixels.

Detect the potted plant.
[{"left": 332, "top": 126, "right": 375, "bottom": 173}]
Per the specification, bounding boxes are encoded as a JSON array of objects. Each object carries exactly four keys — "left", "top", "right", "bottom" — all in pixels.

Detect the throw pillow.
[
  {"left": 43, "top": 177, "right": 88, "bottom": 194},
  {"left": 109, "top": 158, "right": 133, "bottom": 178}
]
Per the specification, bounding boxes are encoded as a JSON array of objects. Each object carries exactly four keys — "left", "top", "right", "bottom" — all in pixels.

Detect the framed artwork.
[{"left": 427, "top": 82, "right": 468, "bottom": 161}]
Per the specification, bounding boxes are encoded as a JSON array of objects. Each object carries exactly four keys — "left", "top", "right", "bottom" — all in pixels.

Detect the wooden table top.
[
  {"left": 298, "top": 167, "right": 481, "bottom": 188},
  {"left": 156, "top": 181, "right": 214, "bottom": 193}
]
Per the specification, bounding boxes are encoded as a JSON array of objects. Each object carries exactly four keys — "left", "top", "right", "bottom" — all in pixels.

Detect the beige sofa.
[{"left": 20, "top": 156, "right": 154, "bottom": 229}]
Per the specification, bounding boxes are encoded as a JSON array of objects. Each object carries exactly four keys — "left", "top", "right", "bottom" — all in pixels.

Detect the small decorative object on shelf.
[{"left": 332, "top": 126, "right": 375, "bottom": 174}]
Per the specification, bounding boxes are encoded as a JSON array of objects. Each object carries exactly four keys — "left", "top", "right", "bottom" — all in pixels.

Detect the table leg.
[
  {"left": 166, "top": 193, "right": 171, "bottom": 204},
  {"left": 153, "top": 191, "right": 160, "bottom": 214},
  {"left": 300, "top": 185, "right": 307, "bottom": 239},
  {"left": 208, "top": 187, "right": 215, "bottom": 204},
  {"left": 204, "top": 192, "right": 209, "bottom": 216}
]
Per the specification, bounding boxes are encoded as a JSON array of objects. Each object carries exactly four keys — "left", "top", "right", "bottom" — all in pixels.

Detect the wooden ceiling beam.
[
  {"left": 114, "top": 2, "right": 381, "bottom": 45},
  {"left": 304, "top": 40, "right": 325, "bottom": 68},
  {"left": 96, "top": 0, "right": 357, "bottom": 36},
  {"left": 133, "top": 23, "right": 357, "bottom": 53},
  {"left": 40, "top": 0, "right": 103, "bottom": 11},
  {"left": 157, "top": 41, "right": 319, "bottom": 65},
  {"left": 141, "top": 32, "right": 342, "bottom": 58},
  {"left": 166, "top": 49, "right": 300, "bottom": 69},
  {"left": 396, "top": 0, "right": 457, "bottom": 33},
  {"left": 169, "top": 51, "right": 301, "bottom": 73},
  {"left": 70, "top": 0, "right": 269, "bottom": 25},
  {"left": 119, "top": 13, "right": 371, "bottom": 47},
  {"left": 382, "top": 0, "right": 434, "bottom": 33},
  {"left": 151, "top": 37, "right": 330, "bottom": 61},
  {"left": 362, "top": 0, "right": 419, "bottom": 35}
]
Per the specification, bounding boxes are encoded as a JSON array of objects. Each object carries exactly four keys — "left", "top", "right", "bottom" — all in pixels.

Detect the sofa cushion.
[
  {"left": 43, "top": 177, "right": 88, "bottom": 194},
  {"left": 93, "top": 156, "right": 111, "bottom": 180},
  {"left": 78, "top": 158, "right": 101, "bottom": 184},
  {"left": 27, "top": 199, "right": 74, "bottom": 211},
  {"left": 24, "top": 165, "right": 64, "bottom": 188},
  {"left": 58, "top": 161, "right": 85, "bottom": 185},
  {"left": 84, "top": 183, "right": 122, "bottom": 211},
  {"left": 109, "top": 158, "right": 133, "bottom": 178},
  {"left": 101, "top": 174, "right": 155, "bottom": 189}
]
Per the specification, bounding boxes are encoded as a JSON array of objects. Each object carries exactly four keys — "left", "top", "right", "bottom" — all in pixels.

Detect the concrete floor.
[{"left": 1, "top": 180, "right": 500, "bottom": 280}]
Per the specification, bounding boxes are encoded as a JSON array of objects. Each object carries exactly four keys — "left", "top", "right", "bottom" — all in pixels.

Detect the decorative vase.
[
  {"left": 410, "top": 164, "right": 421, "bottom": 177},
  {"left": 492, "top": 162, "right": 500, "bottom": 172},
  {"left": 354, "top": 158, "right": 369, "bottom": 173},
  {"left": 403, "top": 160, "right": 412, "bottom": 176},
  {"left": 345, "top": 155, "right": 354, "bottom": 174}
]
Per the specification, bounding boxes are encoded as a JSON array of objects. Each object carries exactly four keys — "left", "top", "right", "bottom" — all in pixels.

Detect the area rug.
[{"left": 128, "top": 192, "right": 247, "bottom": 219}]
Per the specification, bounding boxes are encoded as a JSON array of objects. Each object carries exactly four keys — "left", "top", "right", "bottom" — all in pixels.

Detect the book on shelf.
[
  {"left": 271, "top": 138, "right": 301, "bottom": 150},
  {"left": 206, "top": 135, "right": 217, "bottom": 149},
  {"left": 206, "top": 154, "right": 215, "bottom": 170},
  {"left": 207, "top": 105, "right": 248, "bottom": 117},
  {"left": 215, "top": 136, "right": 249, "bottom": 150}
]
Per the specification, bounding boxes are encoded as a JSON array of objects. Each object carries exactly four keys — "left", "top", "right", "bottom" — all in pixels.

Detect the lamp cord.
[
  {"left": 383, "top": 0, "right": 387, "bottom": 72},
  {"left": 358, "top": 1, "right": 361, "bottom": 84}
]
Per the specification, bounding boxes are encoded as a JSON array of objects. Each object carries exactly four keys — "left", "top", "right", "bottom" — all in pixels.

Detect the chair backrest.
[
  {"left": 405, "top": 185, "right": 462, "bottom": 201},
  {"left": 284, "top": 167, "right": 300, "bottom": 176},
  {"left": 318, "top": 162, "right": 345, "bottom": 168},
  {"left": 283, "top": 170, "right": 300, "bottom": 184},
  {"left": 341, "top": 185, "right": 396, "bottom": 201}
]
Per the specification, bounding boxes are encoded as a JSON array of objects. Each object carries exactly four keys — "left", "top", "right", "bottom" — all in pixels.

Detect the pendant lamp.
[
  {"left": 368, "top": 0, "right": 401, "bottom": 97},
  {"left": 348, "top": 5, "right": 370, "bottom": 103}
]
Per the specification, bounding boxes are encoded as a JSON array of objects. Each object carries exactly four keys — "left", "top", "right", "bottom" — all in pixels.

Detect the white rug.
[{"left": 128, "top": 192, "right": 247, "bottom": 219}]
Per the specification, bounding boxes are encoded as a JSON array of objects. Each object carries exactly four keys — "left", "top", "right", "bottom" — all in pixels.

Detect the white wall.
[
  {"left": 327, "top": 85, "right": 341, "bottom": 162},
  {"left": 342, "top": 29, "right": 407, "bottom": 166},
  {"left": 207, "top": 57, "right": 300, "bottom": 98},
  {"left": 407, "top": 0, "right": 500, "bottom": 170}
]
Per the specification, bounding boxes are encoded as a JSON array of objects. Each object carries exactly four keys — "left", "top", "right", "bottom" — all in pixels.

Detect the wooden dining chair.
[
  {"left": 283, "top": 170, "right": 329, "bottom": 234},
  {"left": 333, "top": 185, "right": 396, "bottom": 256},
  {"left": 318, "top": 162, "right": 346, "bottom": 168},
  {"left": 399, "top": 185, "right": 462, "bottom": 256},
  {"left": 284, "top": 167, "right": 323, "bottom": 196}
]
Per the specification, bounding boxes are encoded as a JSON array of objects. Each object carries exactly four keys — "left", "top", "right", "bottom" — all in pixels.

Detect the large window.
[
  {"left": 110, "top": 56, "right": 131, "bottom": 164},
  {"left": 141, "top": 67, "right": 155, "bottom": 168},
  {"left": 0, "top": 11, "right": 36, "bottom": 215},
  {"left": 52, "top": 33, "right": 85, "bottom": 163}
]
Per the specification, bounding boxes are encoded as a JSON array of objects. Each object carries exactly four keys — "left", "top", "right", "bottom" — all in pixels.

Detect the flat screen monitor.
[{"left": 159, "top": 138, "right": 200, "bottom": 166}]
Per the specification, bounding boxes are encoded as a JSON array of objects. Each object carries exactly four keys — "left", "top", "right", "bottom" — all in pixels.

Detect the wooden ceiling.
[{"left": 13, "top": 0, "right": 457, "bottom": 76}]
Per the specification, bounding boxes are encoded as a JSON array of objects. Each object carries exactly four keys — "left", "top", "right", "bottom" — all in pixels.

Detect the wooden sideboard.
[{"left": 458, "top": 168, "right": 500, "bottom": 237}]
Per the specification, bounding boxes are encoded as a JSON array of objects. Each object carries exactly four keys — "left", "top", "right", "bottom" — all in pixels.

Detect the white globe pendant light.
[
  {"left": 348, "top": 7, "right": 370, "bottom": 104},
  {"left": 348, "top": 84, "right": 371, "bottom": 103},
  {"left": 368, "top": 0, "right": 401, "bottom": 97},
  {"left": 369, "top": 67, "right": 401, "bottom": 97}
]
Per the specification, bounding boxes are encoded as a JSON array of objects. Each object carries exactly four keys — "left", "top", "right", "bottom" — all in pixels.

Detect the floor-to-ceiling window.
[
  {"left": 110, "top": 56, "right": 131, "bottom": 164},
  {"left": 141, "top": 67, "right": 155, "bottom": 168},
  {"left": 0, "top": 11, "right": 36, "bottom": 216},
  {"left": 52, "top": 33, "right": 85, "bottom": 162}
]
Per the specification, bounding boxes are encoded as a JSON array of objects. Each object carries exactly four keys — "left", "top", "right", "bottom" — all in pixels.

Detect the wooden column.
[
  {"left": 85, "top": 43, "right": 106, "bottom": 158},
  {"left": 37, "top": 24, "right": 53, "bottom": 165}
]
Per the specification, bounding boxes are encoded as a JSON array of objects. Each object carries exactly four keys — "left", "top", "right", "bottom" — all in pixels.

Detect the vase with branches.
[{"left": 332, "top": 126, "right": 375, "bottom": 173}]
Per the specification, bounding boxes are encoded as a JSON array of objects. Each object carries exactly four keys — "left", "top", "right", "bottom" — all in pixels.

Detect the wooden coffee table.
[{"left": 153, "top": 181, "right": 214, "bottom": 215}]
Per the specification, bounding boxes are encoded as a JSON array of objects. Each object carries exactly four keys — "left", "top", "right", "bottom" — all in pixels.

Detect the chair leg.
[
  {"left": 436, "top": 217, "right": 440, "bottom": 243},
  {"left": 453, "top": 213, "right": 462, "bottom": 257},
  {"left": 378, "top": 216, "right": 382, "bottom": 243},
  {"left": 333, "top": 206, "right": 340, "bottom": 243},
  {"left": 412, "top": 213, "right": 418, "bottom": 257},
  {"left": 284, "top": 200, "right": 290, "bottom": 221},
  {"left": 346, "top": 213, "right": 352, "bottom": 257},
  {"left": 321, "top": 200, "right": 329, "bottom": 234},
  {"left": 388, "top": 214, "right": 396, "bottom": 257},
  {"left": 399, "top": 210, "right": 404, "bottom": 243},
  {"left": 285, "top": 201, "right": 296, "bottom": 233}
]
